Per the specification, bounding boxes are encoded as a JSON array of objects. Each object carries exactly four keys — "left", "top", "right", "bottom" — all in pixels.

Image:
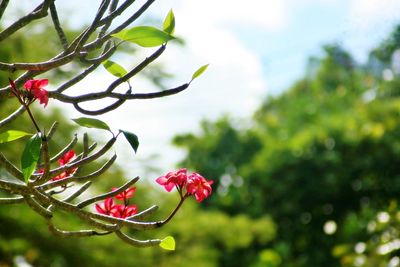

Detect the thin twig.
[
  {"left": 0, "top": 106, "right": 25, "bottom": 128},
  {"left": 0, "top": 0, "right": 53, "bottom": 42},
  {"left": 115, "top": 230, "right": 161, "bottom": 247},
  {"left": 39, "top": 154, "right": 117, "bottom": 190},
  {"left": 49, "top": 1, "right": 69, "bottom": 49},
  {"left": 0, "top": 196, "right": 24, "bottom": 204},
  {"left": 48, "top": 219, "right": 111, "bottom": 237},
  {"left": 62, "top": 181, "right": 92, "bottom": 202},
  {"left": 127, "top": 205, "right": 158, "bottom": 221},
  {"left": 0, "top": 0, "right": 10, "bottom": 20},
  {"left": 76, "top": 176, "right": 139, "bottom": 208},
  {"left": 0, "top": 153, "right": 24, "bottom": 181},
  {"left": 50, "top": 134, "right": 78, "bottom": 163},
  {"left": 98, "top": 0, "right": 119, "bottom": 38}
]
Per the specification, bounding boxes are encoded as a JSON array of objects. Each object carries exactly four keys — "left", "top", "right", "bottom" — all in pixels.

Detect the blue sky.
[
  {"left": 6, "top": 0, "right": 400, "bottom": 178},
  {"left": 114, "top": 0, "right": 400, "bottom": 178}
]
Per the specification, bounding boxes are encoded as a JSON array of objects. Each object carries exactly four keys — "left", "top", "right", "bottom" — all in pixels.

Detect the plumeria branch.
[
  {"left": 0, "top": 0, "right": 212, "bottom": 250},
  {"left": 0, "top": 0, "right": 10, "bottom": 20},
  {"left": 0, "top": 106, "right": 25, "bottom": 128},
  {"left": 76, "top": 176, "right": 139, "bottom": 208},
  {"left": 0, "top": 0, "right": 193, "bottom": 118},
  {"left": 0, "top": 196, "right": 24, "bottom": 204},
  {"left": 0, "top": 121, "right": 213, "bottom": 248},
  {"left": 49, "top": 1, "right": 69, "bottom": 50},
  {"left": 0, "top": 0, "right": 53, "bottom": 42}
]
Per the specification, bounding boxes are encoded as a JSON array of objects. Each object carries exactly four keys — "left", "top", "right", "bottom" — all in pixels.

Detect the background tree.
[{"left": 174, "top": 28, "right": 400, "bottom": 267}]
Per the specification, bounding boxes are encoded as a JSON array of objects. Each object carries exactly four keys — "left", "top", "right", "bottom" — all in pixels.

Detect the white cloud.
[
  {"left": 349, "top": 0, "right": 400, "bottom": 29},
  {"left": 100, "top": 0, "right": 271, "bottom": 173},
  {"left": 156, "top": 0, "right": 288, "bottom": 32}
]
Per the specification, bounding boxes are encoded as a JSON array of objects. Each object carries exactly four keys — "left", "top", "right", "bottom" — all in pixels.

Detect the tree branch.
[{"left": 0, "top": 0, "right": 54, "bottom": 42}]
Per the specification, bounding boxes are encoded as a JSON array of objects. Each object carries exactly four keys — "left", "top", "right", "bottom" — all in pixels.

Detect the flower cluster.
[
  {"left": 95, "top": 187, "right": 138, "bottom": 219},
  {"left": 53, "top": 150, "right": 77, "bottom": 181},
  {"left": 37, "top": 150, "right": 77, "bottom": 181},
  {"left": 156, "top": 168, "right": 213, "bottom": 202},
  {"left": 9, "top": 78, "right": 49, "bottom": 107}
]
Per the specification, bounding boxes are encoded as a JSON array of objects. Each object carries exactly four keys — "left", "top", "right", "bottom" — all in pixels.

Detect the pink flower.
[
  {"left": 112, "top": 204, "right": 138, "bottom": 218},
  {"left": 156, "top": 168, "right": 188, "bottom": 192},
  {"left": 52, "top": 171, "right": 70, "bottom": 181},
  {"left": 52, "top": 150, "right": 77, "bottom": 181},
  {"left": 186, "top": 173, "right": 213, "bottom": 202},
  {"left": 95, "top": 198, "right": 117, "bottom": 216},
  {"left": 95, "top": 188, "right": 139, "bottom": 219},
  {"left": 112, "top": 187, "right": 136, "bottom": 201},
  {"left": 24, "top": 79, "right": 49, "bottom": 107},
  {"left": 58, "top": 150, "right": 76, "bottom": 165}
]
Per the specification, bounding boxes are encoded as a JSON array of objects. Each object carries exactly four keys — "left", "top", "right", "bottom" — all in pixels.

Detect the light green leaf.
[
  {"left": 120, "top": 130, "right": 139, "bottom": 153},
  {"left": 72, "top": 117, "right": 111, "bottom": 131},
  {"left": 159, "top": 236, "right": 175, "bottom": 251},
  {"left": 21, "top": 133, "right": 42, "bottom": 183},
  {"left": 191, "top": 64, "right": 209, "bottom": 81},
  {"left": 102, "top": 60, "right": 128, "bottom": 78},
  {"left": 163, "top": 9, "right": 175, "bottom": 34},
  {"left": 0, "top": 130, "right": 31, "bottom": 144},
  {"left": 112, "top": 26, "right": 175, "bottom": 47}
]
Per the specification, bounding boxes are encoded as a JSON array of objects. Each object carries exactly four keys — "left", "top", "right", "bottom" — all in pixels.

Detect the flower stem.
[
  {"left": 161, "top": 196, "right": 187, "bottom": 226},
  {"left": 25, "top": 105, "right": 42, "bottom": 134}
]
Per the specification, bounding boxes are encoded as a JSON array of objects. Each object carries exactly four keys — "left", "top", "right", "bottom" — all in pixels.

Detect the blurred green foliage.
[{"left": 173, "top": 27, "right": 400, "bottom": 266}]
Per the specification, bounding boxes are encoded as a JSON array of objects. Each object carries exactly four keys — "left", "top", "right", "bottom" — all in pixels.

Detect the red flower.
[
  {"left": 95, "top": 187, "right": 139, "bottom": 219},
  {"left": 156, "top": 168, "right": 188, "bottom": 192},
  {"left": 112, "top": 187, "right": 136, "bottom": 201},
  {"left": 95, "top": 198, "right": 117, "bottom": 216},
  {"left": 52, "top": 150, "right": 77, "bottom": 181},
  {"left": 35, "top": 150, "right": 77, "bottom": 183},
  {"left": 112, "top": 204, "right": 138, "bottom": 218},
  {"left": 24, "top": 79, "right": 49, "bottom": 107},
  {"left": 186, "top": 173, "right": 213, "bottom": 202},
  {"left": 52, "top": 171, "right": 71, "bottom": 181},
  {"left": 58, "top": 150, "right": 76, "bottom": 165}
]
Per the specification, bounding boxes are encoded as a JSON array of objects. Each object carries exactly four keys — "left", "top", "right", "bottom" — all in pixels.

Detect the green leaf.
[
  {"left": 72, "top": 117, "right": 111, "bottom": 131},
  {"left": 120, "top": 130, "right": 139, "bottom": 153},
  {"left": 159, "top": 236, "right": 175, "bottom": 251},
  {"left": 0, "top": 130, "right": 31, "bottom": 144},
  {"left": 112, "top": 26, "right": 175, "bottom": 47},
  {"left": 191, "top": 64, "right": 209, "bottom": 81},
  {"left": 21, "top": 134, "right": 42, "bottom": 183},
  {"left": 163, "top": 9, "right": 175, "bottom": 34},
  {"left": 102, "top": 60, "right": 128, "bottom": 78}
]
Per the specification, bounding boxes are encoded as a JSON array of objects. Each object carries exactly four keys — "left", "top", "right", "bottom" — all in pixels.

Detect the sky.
[{"left": 6, "top": 0, "right": 400, "bottom": 178}]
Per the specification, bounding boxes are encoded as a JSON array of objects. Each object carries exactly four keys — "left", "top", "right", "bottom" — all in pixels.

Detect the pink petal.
[
  {"left": 37, "top": 79, "right": 49, "bottom": 87},
  {"left": 156, "top": 176, "right": 168, "bottom": 185},
  {"left": 95, "top": 204, "right": 106, "bottom": 214},
  {"left": 164, "top": 182, "right": 175, "bottom": 192},
  {"left": 24, "top": 80, "right": 34, "bottom": 90}
]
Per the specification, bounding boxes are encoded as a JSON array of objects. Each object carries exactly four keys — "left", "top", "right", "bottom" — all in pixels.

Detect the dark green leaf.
[
  {"left": 191, "top": 64, "right": 209, "bottom": 81},
  {"left": 21, "top": 134, "right": 42, "bottom": 183},
  {"left": 120, "top": 130, "right": 139, "bottom": 153},
  {"left": 72, "top": 117, "right": 111, "bottom": 131},
  {"left": 159, "top": 236, "right": 175, "bottom": 251},
  {"left": 163, "top": 10, "right": 175, "bottom": 34},
  {"left": 0, "top": 130, "right": 31, "bottom": 144},
  {"left": 112, "top": 26, "right": 175, "bottom": 47},
  {"left": 102, "top": 60, "right": 128, "bottom": 78}
]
